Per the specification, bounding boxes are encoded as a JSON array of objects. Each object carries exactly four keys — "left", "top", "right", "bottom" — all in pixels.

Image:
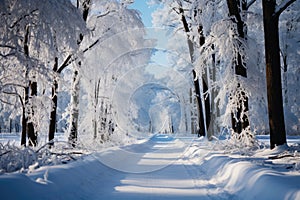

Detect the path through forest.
[
  {"left": 1, "top": 134, "right": 299, "bottom": 200},
  {"left": 93, "top": 134, "right": 233, "bottom": 199}
]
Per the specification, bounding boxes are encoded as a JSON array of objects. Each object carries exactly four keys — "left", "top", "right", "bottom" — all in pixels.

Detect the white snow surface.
[{"left": 1, "top": 134, "right": 300, "bottom": 200}]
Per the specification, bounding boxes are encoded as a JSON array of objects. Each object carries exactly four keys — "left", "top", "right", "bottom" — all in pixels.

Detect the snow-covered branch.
[
  {"left": 57, "top": 55, "right": 72, "bottom": 73},
  {"left": 0, "top": 44, "right": 16, "bottom": 49},
  {"left": 0, "top": 52, "right": 15, "bottom": 58},
  {"left": 0, "top": 141, "right": 88, "bottom": 173},
  {"left": 246, "top": 0, "right": 256, "bottom": 10},
  {"left": 97, "top": 9, "right": 116, "bottom": 18},
  {"left": 275, "top": 0, "right": 298, "bottom": 17}
]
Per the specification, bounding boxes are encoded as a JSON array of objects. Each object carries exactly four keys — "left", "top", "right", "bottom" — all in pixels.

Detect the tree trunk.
[
  {"left": 67, "top": 0, "right": 91, "bottom": 147},
  {"left": 203, "top": 78, "right": 210, "bottom": 132},
  {"left": 49, "top": 58, "right": 58, "bottom": 146},
  {"left": 27, "top": 81, "right": 37, "bottom": 146},
  {"left": 262, "top": 0, "right": 287, "bottom": 149},
  {"left": 93, "top": 119, "right": 97, "bottom": 139},
  {"left": 207, "top": 48, "right": 220, "bottom": 138},
  {"left": 179, "top": 7, "right": 209, "bottom": 137},
  {"left": 21, "top": 26, "right": 30, "bottom": 146},
  {"left": 93, "top": 79, "right": 100, "bottom": 139},
  {"left": 21, "top": 90, "right": 28, "bottom": 146},
  {"left": 198, "top": 26, "right": 211, "bottom": 134},
  {"left": 68, "top": 69, "right": 80, "bottom": 147},
  {"left": 21, "top": 110, "right": 27, "bottom": 146},
  {"left": 193, "top": 70, "right": 206, "bottom": 137},
  {"left": 23, "top": 25, "right": 37, "bottom": 146},
  {"left": 281, "top": 51, "right": 288, "bottom": 107},
  {"left": 227, "top": 0, "right": 250, "bottom": 134},
  {"left": 189, "top": 88, "right": 197, "bottom": 134}
]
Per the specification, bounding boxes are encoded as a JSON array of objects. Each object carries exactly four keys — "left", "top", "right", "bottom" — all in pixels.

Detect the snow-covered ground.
[{"left": 0, "top": 134, "right": 300, "bottom": 200}]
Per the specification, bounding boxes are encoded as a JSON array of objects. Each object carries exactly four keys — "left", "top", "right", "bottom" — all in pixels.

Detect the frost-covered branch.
[
  {"left": 57, "top": 55, "right": 72, "bottom": 73},
  {"left": 0, "top": 52, "right": 15, "bottom": 58},
  {"left": 97, "top": 9, "right": 117, "bottom": 18},
  {"left": 58, "top": 4, "right": 118, "bottom": 73},
  {"left": 172, "top": 7, "right": 181, "bottom": 14},
  {"left": 275, "top": 0, "right": 298, "bottom": 17},
  {"left": 82, "top": 38, "right": 100, "bottom": 53},
  {"left": 0, "top": 44, "right": 16, "bottom": 49},
  {"left": 246, "top": 0, "right": 256, "bottom": 10},
  {"left": 0, "top": 141, "right": 88, "bottom": 173},
  {"left": 58, "top": 25, "right": 112, "bottom": 71}
]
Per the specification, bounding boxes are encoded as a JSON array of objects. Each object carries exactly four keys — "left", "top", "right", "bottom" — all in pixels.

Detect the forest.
[
  {"left": 0, "top": 0, "right": 300, "bottom": 148},
  {"left": 0, "top": 0, "right": 300, "bottom": 199},
  {"left": 0, "top": 0, "right": 299, "bottom": 148}
]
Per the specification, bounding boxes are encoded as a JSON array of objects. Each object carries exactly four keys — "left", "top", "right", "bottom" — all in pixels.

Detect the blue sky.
[
  {"left": 129, "top": 1, "right": 159, "bottom": 27},
  {"left": 128, "top": 1, "right": 172, "bottom": 75}
]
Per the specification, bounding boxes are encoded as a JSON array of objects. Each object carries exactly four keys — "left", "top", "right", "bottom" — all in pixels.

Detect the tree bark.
[
  {"left": 207, "top": 47, "right": 220, "bottom": 138},
  {"left": 68, "top": 69, "right": 80, "bottom": 147},
  {"left": 93, "top": 78, "right": 100, "bottom": 139},
  {"left": 27, "top": 80, "right": 37, "bottom": 146},
  {"left": 21, "top": 89, "right": 28, "bottom": 146},
  {"left": 23, "top": 25, "right": 37, "bottom": 146},
  {"left": 48, "top": 57, "right": 59, "bottom": 146},
  {"left": 262, "top": 0, "right": 287, "bottom": 149},
  {"left": 198, "top": 25, "right": 211, "bottom": 136},
  {"left": 193, "top": 70, "right": 206, "bottom": 136}
]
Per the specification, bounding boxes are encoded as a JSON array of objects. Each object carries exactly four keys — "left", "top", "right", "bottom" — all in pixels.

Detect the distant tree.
[
  {"left": 151, "top": 0, "right": 258, "bottom": 141},
  {"left": 262, "top": 0, "right": 298, "bottom": 149},
  {"left": 279, "top": 3, "right": 300, "bottom": 134},
  {"left": 66, "top": 0, "right": 144, "bottom": 146},
  {"left": 152, "top": 0, "right": 210, "bottom": 136},
  {"left": 79, "top": 0, "right": 151, "bottom": 143}
]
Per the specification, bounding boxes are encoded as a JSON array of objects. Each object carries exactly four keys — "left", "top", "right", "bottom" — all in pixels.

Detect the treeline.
[
  {"left": 0, "top": 0, "right": 146, "bottom": 147},
  {"left": 152, "top": 0, "right": 299, "bottom": 148}
]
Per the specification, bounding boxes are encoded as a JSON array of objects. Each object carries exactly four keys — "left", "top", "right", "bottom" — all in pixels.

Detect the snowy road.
[
  {"left": 0, "top": 134, "right": 233, "bottom": 200},
  {"left": 1, "top": 134, "right": 300, "bottom": 200},
  {"left": 93, "top": 134, "right": 233, "bottom": 199}
]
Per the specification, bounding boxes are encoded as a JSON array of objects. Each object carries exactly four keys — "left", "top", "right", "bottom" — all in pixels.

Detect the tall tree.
[
  {"left": 48, "top": 57, "right": 58, "bottom": 146},
  {"left": 23, "top": 24, "right": 38, "bottom": 146},
  {"left": 179, "top": 5, "right": 209, "bottom": 137},
  {"left": 226, "top": 0, "right": 250, "bottom": 134},
  {"left": 79, "top": 1, "right": 152, "bottom": 142},
  {"left": 68, "top": 0, "right": 91, "bottom": 147},
  {"left": 262, "top": 0, "right": 297, "bottom": 149}
]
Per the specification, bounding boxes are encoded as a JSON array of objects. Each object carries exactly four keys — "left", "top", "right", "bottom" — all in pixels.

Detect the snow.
[
  {"left": 1, "top": 134, "right": 300, "bottom": 200},
  {"left": 1, "top": 0, "right": 299, "bottom": 199}
]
